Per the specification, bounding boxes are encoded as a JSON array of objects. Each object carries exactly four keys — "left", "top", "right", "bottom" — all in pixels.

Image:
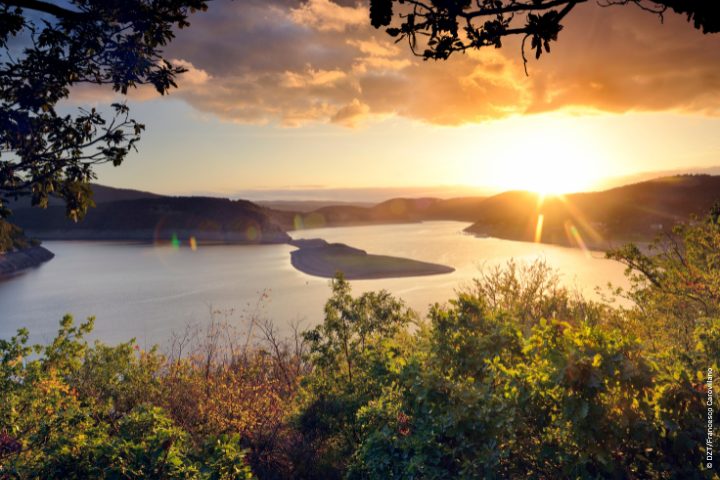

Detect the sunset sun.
[{"left": 481, "top": 117, "right": 606, "bottom": 195}]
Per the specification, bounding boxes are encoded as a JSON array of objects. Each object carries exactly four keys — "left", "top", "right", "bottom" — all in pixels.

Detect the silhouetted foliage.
[
  {"left": 0, "top": 218, "right": 33, "bottom": 251},
  {"left": 0, "top": 0, "right": 207, "bottom": 220},
  {"left": 370, "top": 0, "right": 719, "bottom": 72}
]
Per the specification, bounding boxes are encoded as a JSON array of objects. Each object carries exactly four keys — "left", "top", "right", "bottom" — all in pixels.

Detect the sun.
[{"left": 482, "top": 117, "right": 606, "bottom": 195}]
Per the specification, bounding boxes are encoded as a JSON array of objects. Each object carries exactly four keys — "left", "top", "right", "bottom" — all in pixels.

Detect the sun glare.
[{"left": 481, "top": 116, "right": 606, "bottom": 195}]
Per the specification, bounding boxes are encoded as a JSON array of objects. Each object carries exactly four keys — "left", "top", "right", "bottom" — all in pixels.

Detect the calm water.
[{"left": 0, "top": 222, "right": 628, "bottom": 345}]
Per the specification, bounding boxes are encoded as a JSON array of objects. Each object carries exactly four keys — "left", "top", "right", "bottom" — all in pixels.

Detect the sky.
[{"left": 71, "top": 0, "right": 720, "bottom": 200}]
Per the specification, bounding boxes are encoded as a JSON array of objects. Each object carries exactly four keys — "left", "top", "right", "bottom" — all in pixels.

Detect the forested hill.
[
  {"left": 291, "top": 196, "right": 489, "bottom": 228},
  {"left": 464, "top": 175, "right": 720, "bottom": 247},
  {"left": 11, "top": 197, "right": 290, "bottom": 244}
]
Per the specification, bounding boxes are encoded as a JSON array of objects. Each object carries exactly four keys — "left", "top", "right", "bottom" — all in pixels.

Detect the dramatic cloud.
[{"left": 158, "top": 0, "right": 720, "bottom": 126}]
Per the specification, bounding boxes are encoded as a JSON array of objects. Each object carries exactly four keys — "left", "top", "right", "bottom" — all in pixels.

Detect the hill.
[
  {"left": 294, "top": 196, "right": 489, "bottom": 228},
  {"left": 11, "top": 197, "right": 290, "bottom": 244},
  {"left": 8, "top": 175, "right": 720, "bottom": 250},
  {"left": 465, "top": 175, "right": 720, "bottom": 248}
]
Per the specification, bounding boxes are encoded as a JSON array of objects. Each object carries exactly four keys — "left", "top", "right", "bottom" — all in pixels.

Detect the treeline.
[{"left": 1, "top": 210, "right": 719, "bottom": 479}]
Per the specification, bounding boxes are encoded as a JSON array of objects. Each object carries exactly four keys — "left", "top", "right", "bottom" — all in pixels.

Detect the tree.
[
  {"left": 369, "top": 0, "right": 720, "bottom": 73},
  {"left": 606, "top": 205, "right": 720, "bottom": 352},
  {"left": 296, "top": 275, "right": 415, "bottom": 478},
  {"left": 0, "top": 0, "right": 207, "bottom": 220}
]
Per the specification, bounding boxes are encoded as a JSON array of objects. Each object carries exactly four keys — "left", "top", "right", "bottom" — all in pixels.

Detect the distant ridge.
[
  {"left": 7, "top": 175, "right": 720, "bottom": 249},
  {"left": 294, "top": 197, "right": 488, "bottom": 228},
  {"left": 257, "top": 200, "right": 374, "bottom": 213}
]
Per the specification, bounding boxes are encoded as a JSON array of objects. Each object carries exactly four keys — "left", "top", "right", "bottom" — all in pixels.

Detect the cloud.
[
  {"left": 281, "top": 68, "right": 347, "bottom": 88},
  {"left": 171, "top": 59, "right": 212, "bottom": 86},
  {"left": 331, "top": 98, "right": 370, "bottom": 126},
  {"left": 157, "top": 0, "right": 720, "bottom": 126},
  {"left": 290, "top": 0, "right": 366, "bottom": 32},
  {"left": 523, "top": 4, "right": 720, "bottom": 115}
]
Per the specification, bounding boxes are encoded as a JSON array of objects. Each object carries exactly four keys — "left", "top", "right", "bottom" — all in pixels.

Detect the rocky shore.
[{"left": 0, "top": 246, "right": 55, "bottom": 277}]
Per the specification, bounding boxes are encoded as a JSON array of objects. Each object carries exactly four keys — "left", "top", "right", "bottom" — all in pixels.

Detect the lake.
[{"left": 0, "top": 222, "right": 629, "bottom": 345}]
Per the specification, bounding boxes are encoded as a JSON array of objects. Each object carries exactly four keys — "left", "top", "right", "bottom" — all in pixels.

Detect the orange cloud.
[
  {"left": 331, "top": 98, "right": 371, "bottom": 126},
  {"left": 149, "top": 1, "right": 720, "bottom": 126}
]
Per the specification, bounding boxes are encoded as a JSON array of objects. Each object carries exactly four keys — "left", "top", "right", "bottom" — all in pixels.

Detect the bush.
[{"left": 0, "top": 316, "right": 255, "bottom": 479}]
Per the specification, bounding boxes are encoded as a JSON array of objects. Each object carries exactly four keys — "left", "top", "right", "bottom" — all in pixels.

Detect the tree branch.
[
  {"left": 463, "top": 0, "right": 587, "bottom": 19},
  {"left": 1, "top": 0, "right": 86, "bottom": 21}
]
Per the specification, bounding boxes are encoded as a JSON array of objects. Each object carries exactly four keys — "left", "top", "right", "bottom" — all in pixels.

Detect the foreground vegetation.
[{"left": 1, "top": 211, "right": 719, "bottom": 479}]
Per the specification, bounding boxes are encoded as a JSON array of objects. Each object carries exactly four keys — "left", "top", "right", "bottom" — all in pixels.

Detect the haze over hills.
[
  {"left": 229, "top": 185, "right": 492, "bottom": 203},
  {"left": 256, "top": 200, "right": 375, "bottom": 213}
]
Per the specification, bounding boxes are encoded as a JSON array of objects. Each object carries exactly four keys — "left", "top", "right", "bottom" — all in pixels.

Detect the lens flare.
[
  {"left": 555, "top": 195, "right": 604, "bottom": 245},
  {"left": 303, "top": 212, "right": 326, "bottom": 229},
  {"left": 534, "top": 214, "right": 544, "bottom": 243},
  {"left": 564, "top": 221, "right": 591, "bottom": 258},
  {"left": 293, "top": 214, "right": 304, "bottom": 230}
]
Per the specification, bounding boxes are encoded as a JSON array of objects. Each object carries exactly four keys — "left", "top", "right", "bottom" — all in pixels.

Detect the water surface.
[{"left": 0, "top": 222, "right": 628, "bottom": 345}]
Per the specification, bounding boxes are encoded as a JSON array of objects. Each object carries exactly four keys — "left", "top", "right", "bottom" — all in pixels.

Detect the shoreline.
[{"left": 0, "top": 246, "right": 55, "bottom": 278}]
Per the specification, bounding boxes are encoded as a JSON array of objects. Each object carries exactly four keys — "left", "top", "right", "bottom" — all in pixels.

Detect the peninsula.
[{"left": 288, "top": 238, "right": 454, "bottom": 280}]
